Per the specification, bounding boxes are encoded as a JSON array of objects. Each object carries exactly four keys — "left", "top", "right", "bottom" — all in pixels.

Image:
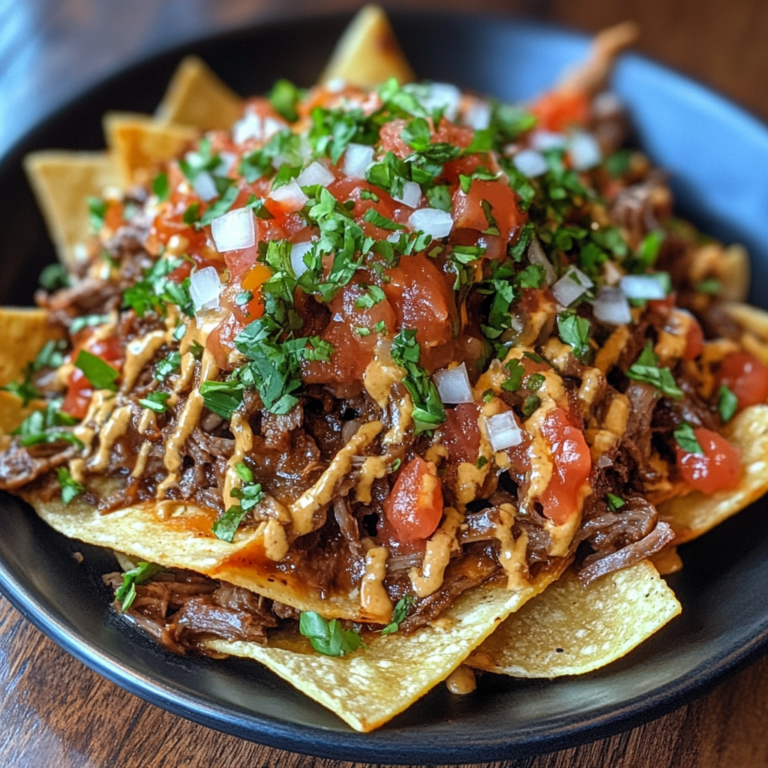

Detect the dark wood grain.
[{"left": 3, "top": 0, "right": 768, "bottom": 766}]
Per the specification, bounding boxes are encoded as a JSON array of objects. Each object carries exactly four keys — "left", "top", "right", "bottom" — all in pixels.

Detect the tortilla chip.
[
  {"left": 104, "top": 112, "right": 197, "bottom": 187},
  {"left": 660, "top": 404, "right": 768, "bottom": 543},
  {"left": 467, "top": 561, "right": 681, "bottom": 679},
  {"left": 718, "top": 245, "right": 750, "bottom": 302},
  {"left": 204, "top": 565, "right": 565, "bottom": 732},
  {"left": 155, "top": 56, "right": 242, "bottom": 131},
  {"left": 24, "top": 152, "right": 120, "bottom": 266},
  {"left": 0, "top": 309, "right": 63, "bottom": 387},
  {"left": 0, "top": 393, "right": 47, "bottom": 435},
  {"left": 321, "top": 5, "right": 415, "bottom": 87}
]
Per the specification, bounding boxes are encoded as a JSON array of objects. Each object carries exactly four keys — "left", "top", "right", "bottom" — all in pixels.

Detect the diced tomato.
[
  {"left": 383, "top": 456, "right": 444, "bottom": 543},
  {"left": 441, "top": 403, "right": 481, "bottom": 463},
  {"left": 302, "top": 281, "right": 397, "bottom": 384},
  {"left": 384, "top": 253, "right": 455, "bottom": 348},
  {"left": 530, "top": 90, "right": 591, "bottom": 132},
  {"left": 452, "top": 179, "right": 525, "bottom": 245},
  {"left": 676, "top": 428, "right": 741, "bottom": 494},
  {"left": 537, "top": 407, "right": 592, "bottom": 525},
  {"left": 62, "top": 335, "right": 124, "bottom": 419},
  {"left": 683, "top": 314, "right": 704, "bottom": 360},
  {"left": 379, "top": 119, "right": 412, "bottom": 159},
  {"left": 717, "top": 351, "right": 768, "bottom": 409},
  {"left": 223, "top": 245, "right": 259, "bottom": 279}
]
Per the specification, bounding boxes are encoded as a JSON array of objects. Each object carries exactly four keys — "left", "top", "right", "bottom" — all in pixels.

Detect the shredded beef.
[
  {"left": 0, "top": 441, "right": 75, "bottom": 491},
  {"left": 105, "top": 569, "right": 279, "bottom": 654},
  {"left": 578, "top": 521, "right": 675, "bottom": 586},
  {"left": 610, "top": 173, "right": 672, "bottom": 248}
]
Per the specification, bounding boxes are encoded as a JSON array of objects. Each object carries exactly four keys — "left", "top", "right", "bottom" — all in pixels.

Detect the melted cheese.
[
  {"left": 356, "top": 456, "right": 388, "bottom": 504},
  {"left": 122, "top": 330, "right": 169, "bottom": 393},
  {"left": 89, "top": 406, "right": 131, "bottom": 472},
  {"left": 131, "top": 440, "right": 152, "bottom": 478},
  {"left": 262, "top": 518, "right": 289, "bottom": 561},
  {"left": 290, "top": 421, "right": 383, "bottom": 536},
  {"left": 360, "top": 546, "right": 393, "bottom": 622},
  {"left": 445, "top": 666, "right": 477, "bottom": 695},
  {"left": 223, "top": 410, "right": 254, "bottom": 509},
  {"left": 594, "top": 325, "right": 631, "bottom": 374},
  {"left": 495, "top": 507, "right": 529, "bottom": 590},
  {"left": 409, "top": 507, "right": 463, "bottom": 598}
]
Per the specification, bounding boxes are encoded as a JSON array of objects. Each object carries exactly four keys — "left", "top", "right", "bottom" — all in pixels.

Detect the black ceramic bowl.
[{"left": 2, "top": 11, "right": 768, "bottom": 765}]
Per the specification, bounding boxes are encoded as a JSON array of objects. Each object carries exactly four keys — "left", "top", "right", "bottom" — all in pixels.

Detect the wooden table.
[{"left": 3, "top": 1, "right": 768, "bottom": 766}]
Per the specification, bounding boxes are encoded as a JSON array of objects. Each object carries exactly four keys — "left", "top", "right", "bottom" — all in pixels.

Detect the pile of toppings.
[{"left": 3, "top": 74, "right": 765, "bottom": 647}]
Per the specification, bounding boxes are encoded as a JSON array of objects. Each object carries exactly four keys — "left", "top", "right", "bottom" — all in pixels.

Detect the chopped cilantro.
[
  {"left": 355, "top": 327, "right": 371, "bottom": 336},
  {"left": 74, "top": 350, "right": 119, "bottom": 392},
  {"left": 391, "top": 329, "right": 446, "bottom": 433},
  {"left": 516, "top": 264, "right": 545, "bottom": 289},
  {"left": 522, "top": 395, "right": 541, "bottom": 416},
  {"left": 632, "top": 230, "right": 665, "bottom": 272},
  {"left": 211, "top": 506, "right": 248, "bottom": 542},
  {"left": 363, "top": 208, "right": 405, "bottom": 231},
  {"left": 426, "top": 184, "right": 451, "bottom": 212},
  {"left": 115, "top": 561, "right": 164, "bottom": 612},
  {"left": 200, "top": 379, "right": 244, "bottom": 419},
  {"left": 13, "top": 400, "right": 81, "bottom": 448},
  {"left": 400, "top": 117, "right": 432, "bottom": 151},
  {"left": 674, "top": 422, "right": 703, "bottom": 454},
  {"left": 199, "top": 184, "right": 239, "bottom": 226},
  {"left": 501, "top": 358, "right": 525, "bottom": 392},
  {"left": 696, "top": 278, "right": 721, "bottom": 295},
  {"left": 138, "top": 391, "right": 170, "bottom": 413},
  {"left": 382, "top": 595, "right": 416, "bottom": 635},
  {"left": 88, "top": 197, "right": 108, "bottom": 232},
  {"left": 557, "top": 312, "right": 591, "bottom": 361},
  {"left": 123, "top": 257, "right": 194, "bottom": 318},
  {"left": 606, "top": 493, "right": 625, "bottom": 511},
  {"left": 268, "top": 79, "right": 302, "bottom": 122},
  {"left": 182, "top": 202, "right": 201, "bottom": 226},
  {"left": 56, "top": 466, "right": 84, "bottom": 504},
  {"left": 152, "top": 172, "right": 170, "bottom": 202},
  {"left": 475, "top": 456, "right": 489, "bottom": 469},
  {"left": 526, "top": 373, "right": 545, "bottom": 391},
  {"left": 70, "top": 313, "right": 110, "bottom": 334},
  {"left": 299, "top": 611, "right": 363, "bottom": 656},
  {"left": 626, "top": 342, "right": 683, "bottom": 400},
  {"left": 604, "top": 149, "right": 632, "bottom": 178},
  {"left": 39, "top": 263, "right": 71, "bottom": 291},
  {"left": 718, "top": 385, "right": 738, "bottom": 423},
  {"left": 155, "top": 351, "right": 182, "bottom": 381}
]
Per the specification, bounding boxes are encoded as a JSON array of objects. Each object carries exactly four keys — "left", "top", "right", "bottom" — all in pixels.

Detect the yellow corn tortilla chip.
[
  {"left": 23, "top": 151, "right": 119, "bottom": 266},
  {"left": 0, "top": 393, "right": 47, "bottom": 436},
  {"left": 104, "top": 112, "right": 197, "bottom": 187},
  {"left": 155, "top": 56, "right": 243, "bottom": 131},
  {"left": 466, "top": 561, "right": 681, "bottom": 679},
  {"left": 0, "top": 308, "right": 63, "bottom": 387},
  {"left": 660, "top": 404, "right": 768, "bottom": 543},
  {"left": 321, "top": 5, "right": 415, "bottom": 87},
  {"left": 718, "top": 245, "right": 750, "bottom": 302},
  {"left": 203, "top": 564, "right": 565, "bottom": 732},
  {"left": 722, "top": 301, "right": 768, "bottom": 366}
]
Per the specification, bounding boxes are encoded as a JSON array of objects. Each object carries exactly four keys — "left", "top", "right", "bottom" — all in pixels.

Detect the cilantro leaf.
[
  {"left": 557, "top": 312, "right": 591, "bottom": 361},
  {"left": 70, "top": 313, "right": 111, "bottom": 334},
  {"left": 56, "top": 466, "right": 84, "bottom": 504},
  {"left": 88, "top": 197, "right": 108, "bottom": 232},
  {"left": 152, "top": 172, "right": 170, "bottom": 202},
  {"left": 155, "top": 351, "right": 182, "bottom": 381},
  {"left": 426, "top": 184, "right": 452, "bottom": 212},
  {"left": 626, "top": 342, "right": 683, "bottom": 400},
  {"left": 39, "top": 263, "right": 71, "bottom": 291},
  {"left": 606, "top": 493, "right": 625, "bottom": 511},
  {"left": 268, "top": 79, "right": 302, "bottom": 122},
  {"left": 363, "top": 208, "right": 405, "bottom": 231},
  {"left": 354, "top": 285, "right": 386, "bottom": 310},
  {"left": 115, "top": 561, "right": 164, "bottom": 612},
  {"left": 13, "top": 400, "right": 81, "bottom": 448},
  {"left": 674, "top": 422, "right": 703, "bottom": 454},
  {"left": 718, "top": 385, "right": 738, "bottom": 423},
  {"left": 211, "top": 505, "right": 249, "bottom": 542},
  {"left": 74, "top": 350, "right": 119, "bottom": 391},
  {"left": 522, "top": 395, "right": 541, "bottom": 416},
  {"left": 138, "top": 391, "right": 170, "bottom": 413},
  {"left": 382, "top": 595, "right": 416, "bottom": 635},
  {"left": 299, "top": 611, "right": 363, "bottom": 656},
  {"left": 200, "top": 379, "right": 244, "bottom": 419},
  {"left": 501, "top": 358, "right": 525, "bottom": 392},
  {"left": 199, "top": 184, "right": 240, "bottom": 227},
  {"left": 391, "top": 329, "right": 446, "bottom": 433},
  {"left": 401, "top": 117, "right": 432, "bottom": 151}
]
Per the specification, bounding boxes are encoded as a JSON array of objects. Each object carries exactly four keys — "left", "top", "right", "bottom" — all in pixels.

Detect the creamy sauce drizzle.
[
  {"left": 495, "top": 506, "right": 529, "bottom": 589},
  {"left": 223, "top": 410, "right": 254, "bottom": 509},
  {"left": 360, "top": 546, "right": 393, "bottom": 621},
  {"left": 409, "top": 507, "right": 463, "bottom": 598},
  {"left": 122, "top": 330, "right": 168, "bottom": 393},
  {"left": 356, "top": 456, "right": 388, "bottom": 504},
  {"left": 262, "top": 518, "right": 289, "bottom": 561},
  {"left": 89, "top": 406, "right": 131, "bottom": 472},
  {"left": 131, "top": 440, "right": 152, "bottom": 478},
  {"left": 445, "top": 666, "right": 477, "bottom": 695}
]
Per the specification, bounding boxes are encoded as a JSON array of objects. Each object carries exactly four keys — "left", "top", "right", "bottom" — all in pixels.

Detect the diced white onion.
[
  {"left": 419, "top": 82, "right": 462, "bottom": 121},
  {"left": 433, "top": 363, "right": 474, "bottom": 404},
  {"left": 620, "top": 274, "right": 667, "bottom": 300},
  {"left": 296, "top": 161, "right": 335, "bottom": 188},
  {"left": 290, "top": 241, "right": 314, "bottom": 278},
  {"left": 214, "top": 151, "right": 237, "bottom": 176},
  {"left": 192, "top": 171, "right": 218, "bottom": 201},
  {"left": 463, "top": 99, "right": 492, "bottom": 130},
  {"left": 530, "top": 130, "right": 568, "bottom": 151},
  {"left": 513, "top": 149, "right": 548, "bottom": 178},
  {"left": 408, "top": 207, "right": 453, "bottom": 239},
  {"left": 486, "top": 411, "right": 524, "bottom": 451},
  {"left": 232, "top": 109, "right": 286, "bottom": 145},
  {"left": 527, "top": 238, "right": 556, "bottom": 285},
  {"left": 343, "top": 143, "right": 374, "bottom": 179},
  {"left": 189, "top": 266, "right": 222, "bottom": 312},
  {"left": 210, "top": 207, "right": 255, "bottom": 252},
  {"left": 569, "top": 131, "right": 602, "bottom": 171},
  {"left": 262, "top": 116, "right": 286, "bottom": 140},
  {"left": 268, "top": 179, "right": 308, "bottom": 212},
  {"left": 593, "top": 286, "right": 632, "bottom": 325},
  {"left": 552, "top": 266, "right": 594, "bottom": 307},
  {"left": 393, "top": 180, "right": 422, "bottom": 208}
]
